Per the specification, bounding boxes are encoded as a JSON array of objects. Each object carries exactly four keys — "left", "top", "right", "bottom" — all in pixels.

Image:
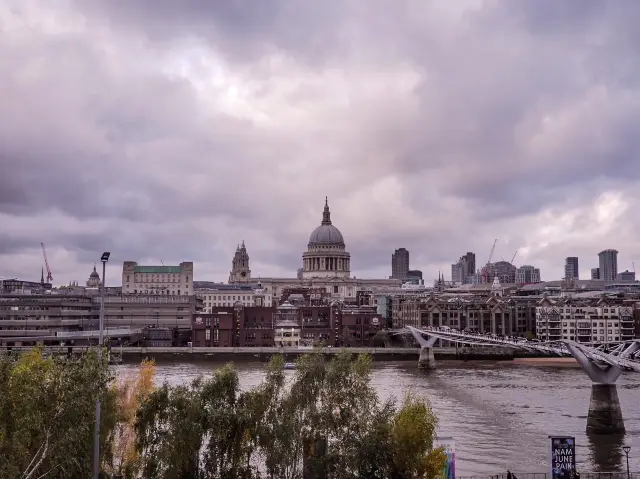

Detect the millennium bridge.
[{"left": 394, "top": 326, "right": 640, "bottom": 436}]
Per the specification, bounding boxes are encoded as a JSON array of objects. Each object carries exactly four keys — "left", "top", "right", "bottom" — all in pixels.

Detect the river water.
[{"left": 115, "top": 359, "right": 640, "bottom": 476}]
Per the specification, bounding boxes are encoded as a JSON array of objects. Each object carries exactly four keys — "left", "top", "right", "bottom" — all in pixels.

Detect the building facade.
[
  {"left": 228, "top": 199, "right": 401, "bottom": 300},
  {"left": 617, "top": 270, "right": 636, "bottom": 282},
  {"left": 195, "top": 283, "right": 271, "bottom": 312},
  {"left": 536, "top": 295, "right": 635, "bottom": 343},
  {"left": 516, "top": 265, "right": 541, "bottom": 284},
  {"left": 229, "top": 242, "right": 251, "bottom": 283},
  {"left": 121, "top": 262, "right": 194, "bottom": 296},
  {"left": 564, "top": 257, "right": 579, "bottom": 280},
  {"left": 485, "top": 261, "right": 517, "bottom": 284},
  {"left": 391, "top": 248, "right": 410, "bottom": 281},
  {"left": 190, "top": 300, "right": 382, "bottom": 348},
  {"left": 395, "top": 293, "right": 534, "bottom": 336},
  {"left": 451, "top": 252, "right": 476, "bottom": 285},
  {"left": 598, "top": 249, "right": 619, "bottom": 281}
]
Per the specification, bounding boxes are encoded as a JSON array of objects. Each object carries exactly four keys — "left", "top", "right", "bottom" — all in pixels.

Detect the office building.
[
  {"left": 598, "top": 249, "right": 619, "bottom": 281},
  {"left": 391, "top": 248, "right": 410, "bottom": 280},
  {"left": 516, "top": 265, "right": 541, "bottom": 284},
  {"left": 564, "top": 257, "right": 579, "bottom": 280},
  {"left": 451, "top": 252, "right": 476, "bottom": 284}
]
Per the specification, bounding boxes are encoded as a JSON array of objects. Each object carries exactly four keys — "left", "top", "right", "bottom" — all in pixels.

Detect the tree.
[
  {"left": 132, "top": 350, "right": 446, "bottom": 478},
  {"left": 390, "top": 392, "right": 447, "bottom": 478},
  {"left": 106, "top": 358, "right": 156, "bottom": 478},
  {"left": 0, "top": 348, "right": 117, "bottom": 479},
  {"left": 373, "top": 330, "right": 391, "bottom": 347}
]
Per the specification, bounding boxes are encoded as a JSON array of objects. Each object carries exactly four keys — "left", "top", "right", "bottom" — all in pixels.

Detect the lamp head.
[
  {"left": 623, "top": 446, "right": 631, "bottom": 454},
  {"left": 101, "top": 252, "right": 111, "bottom": 262}
]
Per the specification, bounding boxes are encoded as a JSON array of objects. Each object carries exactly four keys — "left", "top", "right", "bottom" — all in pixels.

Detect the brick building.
[
  {"left": 191, "top": 305, "right": 274, "bottom": 347},
  {"left": 191, "top": 301, "right": 383, "bottom": 347}
]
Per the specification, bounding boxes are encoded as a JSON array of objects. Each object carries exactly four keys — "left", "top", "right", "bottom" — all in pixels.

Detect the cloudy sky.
[{"left": 1, "top": 0, "right": 639, "bottom": 286}]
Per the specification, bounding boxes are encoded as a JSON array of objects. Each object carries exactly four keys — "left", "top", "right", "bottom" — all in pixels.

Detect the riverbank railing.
[{"left": 459, "top": 473, "right": 639, "bottom": 479}]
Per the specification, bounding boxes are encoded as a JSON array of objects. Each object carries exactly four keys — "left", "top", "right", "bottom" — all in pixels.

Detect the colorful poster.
[
  {"left": 435, "top": 436, "right": 456, "bottom": 479},
  {"left": 548, "top": 436, "right": 576, "bottom": 479}
]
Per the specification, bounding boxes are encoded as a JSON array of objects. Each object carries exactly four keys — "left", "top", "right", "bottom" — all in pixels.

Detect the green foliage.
[
  {"left": 0, "top": 348, "right": 446, "bottom": 479},
  {"left": 0, "top": 348, "right": 117, "bottom": 479},
  {"left": 134, "top": 350, "right": 446, "bottom": 479}
]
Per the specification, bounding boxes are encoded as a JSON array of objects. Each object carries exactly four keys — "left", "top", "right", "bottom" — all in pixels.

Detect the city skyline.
[{"left": 2, "top": 1, "right": 640, "bottom": 285}]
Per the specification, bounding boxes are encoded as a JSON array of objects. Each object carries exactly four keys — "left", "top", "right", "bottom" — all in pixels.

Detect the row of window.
[{"left": 203, "top": 295, "right": 252, "bottom": 301}]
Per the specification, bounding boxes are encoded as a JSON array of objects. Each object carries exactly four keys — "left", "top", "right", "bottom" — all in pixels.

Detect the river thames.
[{"left": 115, "top": 359, "right": 640, "bottom": 476}]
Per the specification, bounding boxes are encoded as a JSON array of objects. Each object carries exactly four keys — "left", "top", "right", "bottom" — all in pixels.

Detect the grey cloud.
[
  {"left": 2, "top": 0, "right": 640, "bottom": 284},
  {"left": 0, "top": 23, "right": 280, "bottom": 224}
]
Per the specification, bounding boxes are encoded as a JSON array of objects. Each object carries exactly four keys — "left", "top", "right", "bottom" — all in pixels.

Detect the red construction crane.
[{"left": 41, "top": 242, "right": 53, "bottom": 283}]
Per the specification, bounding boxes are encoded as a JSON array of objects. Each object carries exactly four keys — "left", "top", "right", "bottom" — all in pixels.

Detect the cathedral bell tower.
[{"left": 229, "top": 241, "right": 251, "bottom": 284}]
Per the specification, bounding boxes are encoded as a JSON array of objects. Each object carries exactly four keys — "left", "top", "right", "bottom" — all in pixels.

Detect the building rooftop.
[
  {"left": 134, "top": 266, "right": 182, "bottom": 274},
  {"left": 195, "top": 284, "right": 255, "bottom": 292}
]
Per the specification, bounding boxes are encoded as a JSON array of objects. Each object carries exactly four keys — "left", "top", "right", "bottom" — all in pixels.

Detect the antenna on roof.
[{"left": 161, "top": 261, "right": 165, "bottom": 266}]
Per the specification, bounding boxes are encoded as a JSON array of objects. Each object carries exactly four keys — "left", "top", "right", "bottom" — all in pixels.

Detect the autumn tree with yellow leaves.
[{"left": 105, "top": 359, "right": 156, "bottom": 478}]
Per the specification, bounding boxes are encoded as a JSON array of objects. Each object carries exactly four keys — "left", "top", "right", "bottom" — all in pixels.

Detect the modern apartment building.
[
  {"left": 598, "top": 249, "right": 619, "bottom": 281},
  {"left": 564, "top": 257, "right": 579, "bottom": 280},
  {"left": 536, "top": 299, "right": 635, "bottom": 343},
  {"left": 121, "top": 261, "right": 194, "bottom": 296}
]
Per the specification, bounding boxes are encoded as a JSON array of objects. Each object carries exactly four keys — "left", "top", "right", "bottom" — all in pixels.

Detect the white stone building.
[
  {"left": 121, "top": 261, "right": 193, "bottom": 296},
  {"left": 196, "top": 283, "right": 273, "bottom": 312},
  {"left": 228, "top": 198, "right": 401, "bottom": 300},
  {"left": 536, "top": 295, "right": 635, "bottom": 343}
]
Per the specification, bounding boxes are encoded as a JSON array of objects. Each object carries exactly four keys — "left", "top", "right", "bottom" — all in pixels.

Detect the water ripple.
[{"left": 114, "top": 360, "right": 640, "bottom": 476}]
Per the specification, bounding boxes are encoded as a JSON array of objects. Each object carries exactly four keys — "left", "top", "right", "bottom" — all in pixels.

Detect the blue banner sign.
[{"left": 548, "top": 436, "right": 577, "bottom": 479}]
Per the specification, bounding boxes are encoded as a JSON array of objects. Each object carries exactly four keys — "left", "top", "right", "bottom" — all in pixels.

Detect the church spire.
[
  {"left": 41, "top": 266, "right": 44, "bottom": 284},
  {"left": 321, "top": 196, "right": 332, "bottom": 225}
]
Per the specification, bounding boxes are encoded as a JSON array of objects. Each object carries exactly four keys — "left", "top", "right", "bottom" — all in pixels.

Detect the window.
[{"left": 205, "top": 329, "right": 211, "bottom": 341}]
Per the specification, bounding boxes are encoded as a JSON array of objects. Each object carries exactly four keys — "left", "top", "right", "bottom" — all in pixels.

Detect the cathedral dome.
[
  {"left": 309, "top": 224, "right": 344, "bottom": 245},
  {"left": 89, "top": 265, "right": 100, "bottom": 278},
  {"left": 308, "top": 198, "right": 345, "bottom": 246}
]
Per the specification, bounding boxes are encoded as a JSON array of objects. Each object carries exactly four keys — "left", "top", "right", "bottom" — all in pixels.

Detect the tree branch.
[{"left": 22, "top": 429, "right": 50, "bottom": 479}]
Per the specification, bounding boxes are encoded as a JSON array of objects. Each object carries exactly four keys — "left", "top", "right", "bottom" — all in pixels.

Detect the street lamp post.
[
  {"left": 92, "top": 251, "right": 110, "bottom": 479},
  {"left": 623, "top": 446, "right": 631, "bottom": 479}
]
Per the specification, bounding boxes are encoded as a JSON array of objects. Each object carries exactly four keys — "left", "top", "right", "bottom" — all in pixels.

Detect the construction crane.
[
  {"left": 481, "top": 239, "right": 498, "bottom": 283},
  {"left": 510, "top": 250, "right": 518, "bottom": 265},
  {"left": 41, "top": 242, "right": 53, "bottom": 283}
]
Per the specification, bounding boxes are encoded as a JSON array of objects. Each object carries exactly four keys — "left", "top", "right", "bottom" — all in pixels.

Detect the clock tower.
[{"left": 229, "top": 241, "right": 251, "bottom": 284}]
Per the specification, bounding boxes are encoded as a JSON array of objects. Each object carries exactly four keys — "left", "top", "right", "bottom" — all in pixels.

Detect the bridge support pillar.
[
  {"left": 587, "top": 383, "right": 625, "bottom": 434},
  {"left": 418, "top": 347, "right": 436, "bottom": 370},
  {"left": 564, "top": 342, "right": 625, "bottom": 435}
]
